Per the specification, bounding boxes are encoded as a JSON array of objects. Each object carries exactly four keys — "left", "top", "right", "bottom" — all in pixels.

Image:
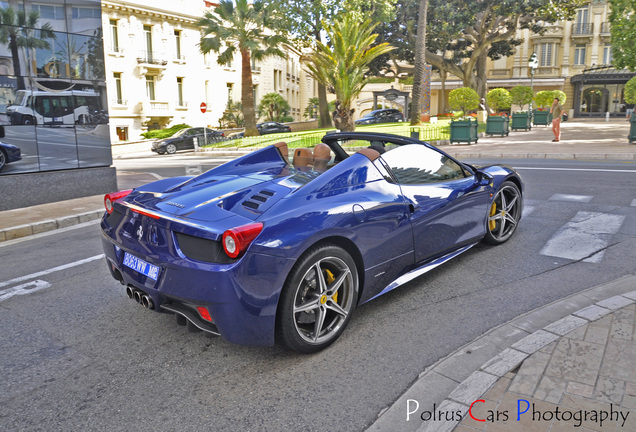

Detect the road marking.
[
  {"left": 0, "top": 280, "right": 52, "bottom": 302},
  {"left": 631, "top": 199, "right": 636, "bottom": 207},
  {"left": 549, "top": 194, "right": 593, "bottom": 203},
  {"left": 540, "top": 211, "right": 625, "bottom": 263},
  {"left": 515, "top": 167, "right": 636, "bottom": 174},
  {"left": 522, "top": 205, "right": 536, "bottom": 217},
  {"left": 0, "top": 254, "right": 105, "bottom": 289}
]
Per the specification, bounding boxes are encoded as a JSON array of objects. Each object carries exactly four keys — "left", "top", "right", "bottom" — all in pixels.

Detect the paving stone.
[
  {"left": 485, "top": 393, "right": 556, "bottom": 432},
  {"left": 566, "top": 381, "right": 595, "bottom": 398},
  {"left": 458, "top": 398, "right": 497, "bottom": 430},
  {"left": 622, "top": 290, "right": 636, "bottom": 301},
  {"left": 481, "top": 348, "right": 528, "bottom": 377},
  {"left": 483, "top": 376, "right": 511, "bottom": 402},
  {"left": 544, "top": 315, "right": 589, "bottom": 336},
  {"left": 539, "top": 341, "right": 557, "bottom": 354},
  {"left": 509, "top": 352, "right": 551, "bottom": 396},
  {"left": 623, "top": 394, "right": 636, "bottom": 410},
  {"left": 32, "top": 220, "right": 58, "bottom": 234},
  {"left": 594, "top": 376, "right": 625, "bottom": 404},
  {"left": 544, "top": 339, "right": 604, "bottom": 385},
  {"left": 57, "top": 215, "right": 80, "bottom": 228},
  {"left": 589, "top": 314, "right": 613, "bottom": 330},
  {"left": 5, "top": 224, "right": 33, "bottom": 240},
  {"left": 584, "top": 326, "right": 610, "bottom": 345},
  {"left": 416, "top": 400, "right": 465, "bottom": 432},
  {"left": 600, "top": 339, "right": 636, "bottom": 382},
  {"left": 596, "top": 295, "right": 635, "bottom": 311},
  {"left": 574, "top": 305, "right": 613, "bottom": 322},
  {"left": 565, "top": 324, "right": 588, "bottom": 341},
  {"left": 448, "top": 371, "right": 499, "bottom": 406},
  {"left": 534, "top": 375, "right": 568, "bottom": 404},
  {"left": 511, "top": 330, "right": 560, "bottom": 354}
]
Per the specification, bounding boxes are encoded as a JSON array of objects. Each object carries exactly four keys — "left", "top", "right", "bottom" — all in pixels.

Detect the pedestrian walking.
[
  {"left": 550, "top": 97, "right": 563, "bottom": 142},
  {"left": 626, "top": 103, "right": 634, "bottom": 120}
]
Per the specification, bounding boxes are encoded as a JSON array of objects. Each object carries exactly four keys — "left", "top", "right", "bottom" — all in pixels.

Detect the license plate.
[{"left": 123, "top": 252, "right": 160, "bottom": 281}]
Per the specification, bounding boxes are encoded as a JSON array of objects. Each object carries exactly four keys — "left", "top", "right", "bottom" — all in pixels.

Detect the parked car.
[
  {"left": 0, "top": 141, "right": 22, "bottom": 172},
  {"left": 233, "top": 122, "right": 292, "bottom": 138},
  {"left": 355, "top": 108, "right": 405, "bottom": 125},
  {"left": 101, "top": 132, "right": 523, "bottom": 353},
  {"left": 151, "top": 127, "right": 224, "bottom": 154}
]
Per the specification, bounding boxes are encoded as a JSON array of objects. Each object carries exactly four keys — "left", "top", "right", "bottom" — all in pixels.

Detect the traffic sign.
[{"left": 200, "top": 102, "right": 207, "bottom": 113}]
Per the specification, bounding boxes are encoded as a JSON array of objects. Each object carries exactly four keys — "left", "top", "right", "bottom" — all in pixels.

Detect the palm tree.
[
  {"left": 0, "top": 7, "right": 56, "bottom": 90},
  {"left": 198, "top": 0, "right": 287, "bottom": 136},
  {"left": 304, "top": 14, "right": 394, "bottom": 131},
  {"left": 257, "top": 92, "right": 290, "bottom": 122},
  {"left": 410, "top": 0, "right": 429, "bottom": 125}
]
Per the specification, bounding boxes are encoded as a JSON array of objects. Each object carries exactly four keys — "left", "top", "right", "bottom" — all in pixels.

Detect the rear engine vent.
[
  {"left": 174, "top": 232, "right": 235, "bottom": 264},
  {"left": 242, "top": 189, "right": 275, "bottom": 211},
  {"left": 105, "top": 209, "right": 124, "bottom": 227}
]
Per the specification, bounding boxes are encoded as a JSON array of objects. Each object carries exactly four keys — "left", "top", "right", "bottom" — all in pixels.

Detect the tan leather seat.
[
  {"left": 312, "top": 143, "right": 331, "bottom": 172},
  {"left": 292, "top": 148, "right": 313, "bottom": 168}
]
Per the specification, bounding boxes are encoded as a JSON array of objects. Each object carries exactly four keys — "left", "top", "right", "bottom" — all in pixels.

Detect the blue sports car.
[
  {"left": 101, "top": 132, "right": 523, "bottom": 353},
  {"left": 0, "top": 141, "right": 22, "bottom": 172}
]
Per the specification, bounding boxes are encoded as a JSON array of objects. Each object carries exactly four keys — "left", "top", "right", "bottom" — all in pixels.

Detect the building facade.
[
  {"left": 0, "top": 0, "right": 116, "bottom": 210},
  {"left": 101, "top": 0, "right": 317, "bottom": 142}
]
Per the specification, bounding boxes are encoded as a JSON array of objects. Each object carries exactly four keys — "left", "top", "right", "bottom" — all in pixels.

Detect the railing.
[
  {"left": 112, "top": 98, "right": 128, "bottom": 106},
  {"left": 137, "top": 51, "right": 168, "bottom": 66},
  {"left": 148, "top": 101, "right": 170, "bottom": 112},
  {"left": 572, "top": 22, "right": 593, "bottom": 35}
]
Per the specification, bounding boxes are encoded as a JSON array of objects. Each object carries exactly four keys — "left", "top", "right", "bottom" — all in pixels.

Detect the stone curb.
[
  {"left": 0, "top": 210, "right": 104, "bottom": 243},
  {"left": 366, "top": 274, "right": 636, "bottom": 432}
]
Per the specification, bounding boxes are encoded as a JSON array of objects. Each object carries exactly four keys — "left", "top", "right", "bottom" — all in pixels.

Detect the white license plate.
[{"left": 123, "top": 252, "right": 160, "bottom": 281}]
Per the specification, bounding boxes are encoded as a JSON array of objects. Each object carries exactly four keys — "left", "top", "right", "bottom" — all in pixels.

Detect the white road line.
[
  {"left": 515, "top": 167, "right": 636, "bottom": 174},
  {"left": 631, "top": 199, "right": 636, "bottom": 207},
  {"left": 0, "top": 254, "right": 105, "bottom": 289},
  {"left": 0, "top": 280, "right": 52, "bottom": 302},
  {"left": 540, "top": 211, "right": 625, "bottom": 263},
  {"left": 549, "top": 194, "right": 593, "bottom": 203},
  {"left": 522, "top": 205, "right": 536, "bottom": 218}
]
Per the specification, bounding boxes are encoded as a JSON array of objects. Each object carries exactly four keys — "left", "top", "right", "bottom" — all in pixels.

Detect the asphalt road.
[{"left": 1, "top": 157, "right": 635, "bottom": 431}]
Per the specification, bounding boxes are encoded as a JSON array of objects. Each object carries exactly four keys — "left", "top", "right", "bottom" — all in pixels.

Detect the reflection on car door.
[{"left": 381, "top": 145, "right": 490, "bottom": 263}]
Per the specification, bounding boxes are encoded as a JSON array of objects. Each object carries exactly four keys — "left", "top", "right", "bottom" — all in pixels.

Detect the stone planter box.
[
  {"left": 532, "top": 109, "right": 552, "bottom": 126},
  {"left": 485, "top": 116, "right": 510, "bottom": 137},
  {"left": 450, "top": 119, "right": 479, "bottom": 144},
  {"left": 511, "top": 112, "right": 532, "bottom": 131}
]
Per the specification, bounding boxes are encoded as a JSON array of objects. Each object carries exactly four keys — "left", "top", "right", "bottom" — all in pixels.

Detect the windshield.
[
  {"left": 172, "top": 129, "right": 189, "bottom": 137},
  {"left": 14, "top": 91, "right": 27, "bottom": 106}
]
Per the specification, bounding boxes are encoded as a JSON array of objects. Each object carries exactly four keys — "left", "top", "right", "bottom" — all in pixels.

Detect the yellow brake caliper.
[
  {"left": 489, "top": 201, "right": 497, "bottom": 231},
  {"left": 325, "top": 269, "right": 337, "bottom": 303}
]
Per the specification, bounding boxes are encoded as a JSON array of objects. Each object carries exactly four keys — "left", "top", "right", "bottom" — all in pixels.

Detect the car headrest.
[
  {"left": 293, "top": 148, "right": 313, "bottom": 168},
  {"left": 274, "top": 142, "right": 288, "bottom": 162},
  {"left": 357, "top": 148, "right": 381, "bottom": 161}
]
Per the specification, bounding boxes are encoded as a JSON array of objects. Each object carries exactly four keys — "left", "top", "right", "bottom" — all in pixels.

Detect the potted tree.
[
  {"left": 449, "top": 87, "right": 480, "bottom": 144},
  {"left": 510, "top": 85, "right": 533, "bottom": 131},
  {"left": 626, "top": 76, "right": 636, "bottom": 143},
  {"left": 485, "top": 88, "right": 512, "bottom": 136},
  {"left": 532, "top": 91, "right": 554, "bottom": 126}
]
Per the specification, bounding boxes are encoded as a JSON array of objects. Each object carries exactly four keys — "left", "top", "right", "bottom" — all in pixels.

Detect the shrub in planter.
[
  {"left": 448, "top": 87, "right": 480, "bottom": 118},
  {"left": 534, "top": 91, "right": 554, "bottom": 109},
  {"left": 510, "top": 85, "right": 533, "bottom": 112},
  {"left": 486, "top": 88, "right": 512, "bottom": 114}
]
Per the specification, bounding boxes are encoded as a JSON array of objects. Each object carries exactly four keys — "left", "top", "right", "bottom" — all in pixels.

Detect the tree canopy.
[{"left": 609, "top": 0, "right": 636, "bottom": 71}]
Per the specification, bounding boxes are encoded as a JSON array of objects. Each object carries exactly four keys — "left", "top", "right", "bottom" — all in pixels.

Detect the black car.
[
  {"left": 355, "top": 108, "right": 405, "bottom": 125},
  {"left": 232, "top": 122, "right": 292, "bottom": 138},
  {"left": 0, "top": 141, "right": 21, "bottom": 172},
  {"left": 151, "top": 127, "right": 225, "bottom": 154}
]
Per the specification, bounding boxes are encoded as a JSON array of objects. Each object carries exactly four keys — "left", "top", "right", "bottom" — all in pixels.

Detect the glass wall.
[{"left": 0, "top": 0, "right": 110, "bottom": 176}]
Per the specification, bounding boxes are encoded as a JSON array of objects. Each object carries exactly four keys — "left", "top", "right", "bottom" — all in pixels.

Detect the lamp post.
[{"left": 528, "top": 52, "right": 538, "bottom": 113}]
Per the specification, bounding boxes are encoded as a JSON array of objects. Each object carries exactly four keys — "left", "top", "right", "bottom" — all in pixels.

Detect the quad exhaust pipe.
[{"left": 126, "top": 286, "right": 154, "bottom": 310}]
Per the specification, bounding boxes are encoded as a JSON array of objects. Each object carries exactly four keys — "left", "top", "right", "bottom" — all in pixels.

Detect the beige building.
[
  {"left": 354, "top": 0, "right": 634, "bottom": 120},
  {"left": 101, "top": 0, "right": 317, "bottom": 142}
]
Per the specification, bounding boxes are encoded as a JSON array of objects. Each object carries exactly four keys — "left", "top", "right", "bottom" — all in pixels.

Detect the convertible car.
[
  {"left": 0, "top": 141, "right": 22, "bottom": 172},
  {"left": 101, "top": 132, "right": 523, "bottom": 353}
]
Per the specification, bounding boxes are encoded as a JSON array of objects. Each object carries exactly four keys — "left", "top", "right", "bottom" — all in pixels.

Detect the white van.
[{"left": 5, "top": 90, "right": 101, "bottom": 126}]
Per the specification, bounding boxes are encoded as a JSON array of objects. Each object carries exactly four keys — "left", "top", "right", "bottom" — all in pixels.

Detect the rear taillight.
[
  {"left": 222, "top": 222, "right": 264, "bottom": 259},
  {"left": 104, "top": 190, "right": 132, "bottom": 214}
]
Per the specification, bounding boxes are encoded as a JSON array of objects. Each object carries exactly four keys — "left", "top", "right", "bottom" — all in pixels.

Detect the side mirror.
[{"left": 475, "top": 170, "right": 493, "bottom": 186}]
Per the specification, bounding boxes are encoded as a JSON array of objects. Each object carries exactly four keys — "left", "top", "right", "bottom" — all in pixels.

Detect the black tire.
[
  {"left": 0, "top": 150, "right": 6, "bottom": 172},
  {"left": 276, "top": 244, "right": 358, "bottom": 353},
  {"left": 22, "top": 116, "right": 35, "bottom": 125},
  {"left": 483, "top": 181, "right": 522, "bottom": 245},
  {"left": 166, "top": 143, "right": 177, "bottom": 154}
]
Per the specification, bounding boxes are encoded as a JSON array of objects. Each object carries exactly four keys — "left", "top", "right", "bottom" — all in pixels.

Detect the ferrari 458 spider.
[{"left": 101, "top": 132, "right": 523, "bottom": 353}]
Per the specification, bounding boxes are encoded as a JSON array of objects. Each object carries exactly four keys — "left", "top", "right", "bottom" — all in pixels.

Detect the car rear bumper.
[{"left": 101, "top": 220, "right": 296, "bottom": 346}]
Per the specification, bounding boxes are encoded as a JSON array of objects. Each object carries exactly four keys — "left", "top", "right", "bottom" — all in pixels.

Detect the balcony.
[
  {"left": 138, "top": 100, "right": 173, "bottom": 118},
  {"left": 572, "top": 22, "right": 593, "bottom": 41}
]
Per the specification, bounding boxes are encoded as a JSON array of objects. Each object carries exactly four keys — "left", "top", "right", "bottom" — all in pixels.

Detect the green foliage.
[
  {"left": 141, "top": 124, "right": 190, "bottom": 139},
  {"left": 534, "top": 90, "right": 567, "bottom": 108},
  {"left": 280, "top": 115, "right": 294, "bottom": 123},
  {"left": 448, "top": 87, "right": 480, "bottom": 116},
  {"left": 257, "top": 92, "right": 291, "bottom": 122},
  {"left": 609, "top": 0, "right": 636, "bottom": 71},
  {"left": 510, "top": 86, "right": 533, "bottom": 110},
  {"left": 303, "top": 97, "right": 335, "bottom": 120},
  {"left": 220, "top": 100, "right": 245, "bottom": 127},
  {"left": 625, "top": 76, "right": 636, "bottom": 104},
  {"left": 486, "top": 88, "right": 512, "bottom": 112},
  {"left": 304, "top": 13, "right": 395, "bottom": 131}
]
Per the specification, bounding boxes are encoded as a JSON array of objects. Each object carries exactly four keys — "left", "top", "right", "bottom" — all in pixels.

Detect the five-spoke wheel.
[
  {"left": 277, "top": 245, "right": 358, "bottom": 353},
  {"left": 166, "top": 143, "right": 177, "bottom": 154},
  {"left": 484, "top": 181, "right": 522, "bottom": 244}
]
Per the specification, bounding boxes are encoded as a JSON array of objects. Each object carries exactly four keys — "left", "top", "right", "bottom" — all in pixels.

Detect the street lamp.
[{"left": 528, "top": 52, "right": 538, "bottom": 113}]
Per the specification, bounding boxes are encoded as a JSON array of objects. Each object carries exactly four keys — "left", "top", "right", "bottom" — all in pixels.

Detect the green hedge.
[{"left": 140, "top": 123, "right": 191, "bottom": 139}]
